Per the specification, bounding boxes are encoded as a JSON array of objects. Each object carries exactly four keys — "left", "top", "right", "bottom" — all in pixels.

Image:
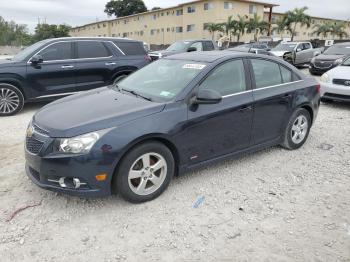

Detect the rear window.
[
  {"left": 77, "top": 41, "right": 111, "bottom": 59},
  {"left": 115, "top": 41, "right": 147, "bottom": 55}
]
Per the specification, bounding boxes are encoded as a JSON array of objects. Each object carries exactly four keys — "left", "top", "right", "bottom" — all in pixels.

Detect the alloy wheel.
[
  {"left": 128, "top": 152, "right": 167, "bottom": 196},
  {"left": 291, "top": 115, "right": 308, "bottom": 144},
  {"left": 0, "top": 88, "right": 20, "bottom": 114}
]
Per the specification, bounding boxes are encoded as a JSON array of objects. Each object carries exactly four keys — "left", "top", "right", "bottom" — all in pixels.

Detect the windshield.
[
  {"left": 273, "top": 43, "right": 296, "bottom": 52},
  {"left": 117, "top": 59, "right": 207, "bottom": 102},
  {"left": 166, "top": 41, "right": 190, "bottom": 51},
  {"left": 342, "top": 57, "right": 350, "bottom": 66},
  {"left": 11, "top": 40, "right": 48, "bottom": 62},
  {"left": 324, "top": 45, "right": 350, "bottom": 55}
]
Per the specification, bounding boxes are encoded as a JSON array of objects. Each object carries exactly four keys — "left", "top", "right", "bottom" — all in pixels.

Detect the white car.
[{"left": 319, "top": 58, "right": 350, "bottom": 102}]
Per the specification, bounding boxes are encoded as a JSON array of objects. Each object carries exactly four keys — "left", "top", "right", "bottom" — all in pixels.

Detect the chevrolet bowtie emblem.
[{"left": 26, "top": 125, "right": 34, "bottom": 137}]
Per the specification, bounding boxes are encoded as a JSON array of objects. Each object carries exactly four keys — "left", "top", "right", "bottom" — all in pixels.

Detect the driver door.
[{"left": 181, "top": 59, "right": 254, "bottom": 165}]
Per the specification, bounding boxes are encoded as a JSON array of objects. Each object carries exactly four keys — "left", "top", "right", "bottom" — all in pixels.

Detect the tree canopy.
[{"left": 105, "top": 0, "right": 148, "bottom": 17}]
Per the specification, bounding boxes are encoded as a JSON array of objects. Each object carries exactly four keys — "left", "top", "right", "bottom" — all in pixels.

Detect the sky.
[{"left": 0, "top": 0, "right": 349, "bottom": 32}]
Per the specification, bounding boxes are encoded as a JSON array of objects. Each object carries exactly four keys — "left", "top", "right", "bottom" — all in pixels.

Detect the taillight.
[
  {"left": 315, "top": 84, "right": 321, "bottom": 93},
  {"left": 144, "top": 55, "right": 152, "bottom": 62}
]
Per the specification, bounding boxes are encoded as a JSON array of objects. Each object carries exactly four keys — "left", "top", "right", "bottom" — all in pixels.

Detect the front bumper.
[
  {"left": 320, "top": 82, "right": 350, "bottom": 102},
  {"left": 24, "top": 133, "right": 116, "bottom": 197}
]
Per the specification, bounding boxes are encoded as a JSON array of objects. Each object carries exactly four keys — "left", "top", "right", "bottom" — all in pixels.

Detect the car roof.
[
  {"left": 165, "top": 51, "right": 274, "bottom": 63},
  {"left": 334, "top": 42, "right": 350, "bottom": 46},
  {"left": 44, "top": 37, "right": 142, "bottom": 43}
]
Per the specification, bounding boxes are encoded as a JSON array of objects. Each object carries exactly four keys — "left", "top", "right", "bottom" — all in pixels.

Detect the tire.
[
  {"left": 321, "top": 97, "right": 333, "bottom": 103},
  {"left": 0, "top": 83, "right": 24, "bottom": 116},
  {"left": 113, "top": 74, "right": 129, "bottom": 85},
  {"left": 113, "top": 141, "right": 175, "bottom": 203},
  {"left": 281, "top": 108, "right": 311, "bottom": 150}
]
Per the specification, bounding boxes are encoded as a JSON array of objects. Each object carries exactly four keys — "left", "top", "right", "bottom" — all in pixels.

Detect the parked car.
[
  {"left": 271, "top": 42, "right": 324, "bottom": 66},
  {"left": 319, "top": 57, "right": 350, "bottom": 102},
  {"left": 0, "top": 37, "right": 151, "bottom": 116},
  {"left": 309, "top": 42, "right": 350, "bottom": 75},
  {"left": 148, "top": 39, "right": 218, "bottom": 60},
  {"left": 25, "top": 51, "right": 320, "bottom": 203},
  {"left": 227, "top": 46, "right": 276, "bottom": 56}
]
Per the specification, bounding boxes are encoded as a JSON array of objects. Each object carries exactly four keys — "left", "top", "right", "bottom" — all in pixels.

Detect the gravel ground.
[{"left": 0, "top": 69, "right": 349, "bottom": 262}]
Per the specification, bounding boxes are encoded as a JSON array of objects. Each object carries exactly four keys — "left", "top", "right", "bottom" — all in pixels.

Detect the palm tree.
[
  {"left": 246, "top": 14, "right": 269, "bottom": 41},
  {"left": 312, "top": 22, "right": 332, "bottom": 39},
  {"left": 235, "top": 15, "right": 247, "bottom": 42},
  {"left": 273, "top": 16, "right": 289, "bottom": 38},
  {"left": 331, "top": 22, "right": 348, "bottom": 39},
  {"left": 220, "top": 15, "right": 238, "bottom": 42},
  {"left": 204, "top": 23, "right": 223, "bottom": 40},
  {"left": 284, "top": 7, "right": 311, "bottom": 41}
]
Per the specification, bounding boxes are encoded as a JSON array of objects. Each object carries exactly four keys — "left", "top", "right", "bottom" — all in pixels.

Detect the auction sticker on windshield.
[{"left": 182, "top": 64, "right": 206, "bottom": 70}]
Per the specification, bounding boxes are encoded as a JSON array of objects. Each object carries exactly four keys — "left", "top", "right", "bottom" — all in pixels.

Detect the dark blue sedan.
[{"left": 25, "top": 51, "right": 320, "bottom": 203}]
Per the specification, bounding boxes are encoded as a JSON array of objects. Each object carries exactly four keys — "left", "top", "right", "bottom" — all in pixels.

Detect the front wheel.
[
  {"left": 281, "top": 108, "right": 311, "bottom": 150},
  {"left": 113, "top": 141, "right": 175, "bottom": 203},
  {"left": 0, "top": 84, "right": 24, "bottom": 116}
]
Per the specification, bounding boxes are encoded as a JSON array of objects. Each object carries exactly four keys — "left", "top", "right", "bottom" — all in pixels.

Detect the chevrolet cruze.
[{"left": 25, "top": 52, "right": 320, "bottom": 203}]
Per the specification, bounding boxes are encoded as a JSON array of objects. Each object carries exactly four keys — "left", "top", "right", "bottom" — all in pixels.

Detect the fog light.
[
  {"left": 95, "top": 173, "right": 107, "bottom": 181},
  {"left": 58, "top": 177, "right": 67, "bottom": 188}
]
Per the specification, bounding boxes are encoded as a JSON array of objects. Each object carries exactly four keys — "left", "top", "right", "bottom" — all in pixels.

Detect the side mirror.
[
  {"left": 187, "top": 47, "right": 197, "bottom": 52},
  {"left": 296, "top": 48, "right": 302, "bottom": 52},
  {"left": 192, "top": 89, "right": 222, "bottom": 105},
  {"left": 30, "top": 55, "right": 43, "bottom": 65}
]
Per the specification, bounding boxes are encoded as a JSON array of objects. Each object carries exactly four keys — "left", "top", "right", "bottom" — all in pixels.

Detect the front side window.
[
  {"left": 251, "top": 59, "right": 282, "bottom": 88},
  {"left": 203, "top": 41, "right": 215, "bottom": 51},
  {"left": 117, "top": 59, "right": 206, "bottom": 102},
  {"left": 38, "top": 41, "right": 72, "bottom": 61},
  {"left": 190, "top": 42, "right": 203, "bottom": 51},
  {"left": 76, "top": 41, "right": 110, "bottom": 59},
  {"left": 199, "top": 59, "right": 246, "bottom": 96},
  {"left": 187, "top": 6, "right": 196, "bottom": 13}
]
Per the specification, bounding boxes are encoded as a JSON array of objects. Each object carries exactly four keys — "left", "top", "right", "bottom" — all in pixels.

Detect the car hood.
[
  {"left": 314, "top": 54, "right": 345, "bottom": 61},
  {"left": 149, "top": 50, "right": 181, "bottom": 57},
  {"left": 33, "top": 87, "right": 166, "bottom": 138},
  {"left": 326, "top": 65, "right": 350, "bottom": 78},
  {"left": 270, "top": 50, "right": 288, "bottom": 57}
]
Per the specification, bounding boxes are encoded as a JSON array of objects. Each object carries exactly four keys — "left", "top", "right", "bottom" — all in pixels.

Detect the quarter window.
[
  {"left": 76, "top": 41, "right": 110, "bottom": 59},
  {"left": 199, "top": 59, "right": 246, "bottom": 96},
  {"left": 280, "top": 66, "right": 292, "bottom": 83},
  {"left": 38, "top": 42, "right": 72, "bottom": 61},
  {"left": 251, "top": 59, "right": 282, "bottom": 88},
  {"left": 115, "top": 42, "right": 146, "bottom": 55}
]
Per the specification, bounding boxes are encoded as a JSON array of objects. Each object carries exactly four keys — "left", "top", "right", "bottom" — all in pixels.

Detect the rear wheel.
[
  {"left": 281, "top": 108, "right": 311, "bottom": 150},
  {"left": 113, "top": 141, "right": 175, "bottom": 203},
  {"left": 0, "top": 84, "right": 24, "bottom": 116}
]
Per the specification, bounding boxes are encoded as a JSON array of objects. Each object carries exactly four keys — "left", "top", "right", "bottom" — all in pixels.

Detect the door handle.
[
  {"left": 61, "top": 65, "right": 74, "bottom": 69},
  {"left": 105, "top": 62, "right": 116, "bottom": 66},
  {"left": 238, "top": 105, "right": 252, "bottom": 112}
]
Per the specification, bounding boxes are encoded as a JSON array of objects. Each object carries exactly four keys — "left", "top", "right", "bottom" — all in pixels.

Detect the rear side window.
[
  {"left": 38, "top": 42, "right": 72, "bottom": 61},
  {"left": 280, "top": 66, "right": 292, "bottom": 83},
  {"left": 76, "top": 41, "right": 111, "bottom": 59},
  {"left": 251, "top": 59, "right": 282, "bottom": 88},
  {"left": 203, "top": 41, "right": 214, "bottom": 51},
  {"left": 199, "top": 59, "right": 246, "bottom": 96},
  {"left": 115, "top": 42, "right": 146, "bottom": 55}
]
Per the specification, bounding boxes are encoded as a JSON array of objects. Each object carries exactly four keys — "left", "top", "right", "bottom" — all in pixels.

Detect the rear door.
[
  {"left": 26, "top": 41, "right": 76, "bottom": 97},
  {"left": 74, "top": 40, "right": 115, "bottom": 92},
  {"left": 249, "top": 58, "right": 296, "bottom": 145}
]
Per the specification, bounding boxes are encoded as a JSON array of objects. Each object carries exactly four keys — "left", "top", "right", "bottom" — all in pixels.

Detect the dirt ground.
[{"left": 0, "top": 70, "right": 349, "bottom": 262}]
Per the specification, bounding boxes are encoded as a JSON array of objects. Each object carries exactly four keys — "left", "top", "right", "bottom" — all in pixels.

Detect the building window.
[
  {"left": 224, "top": 2, "right": 233, "bottom": 9},
  {"left": 187, "top": 6, "right": 196, "bottom": 13},
  {"left": 176, "top": 26, "right": 183, "bottom": 33},
  {"left": 249, "top": 5, "right": 257, "bottom": 14},
  {"left": 152, "top": 14, "right": 157, "bottom": 20},
  {"left": 204, "top": 3, "right": 214, "bottom": 10},
  {"left": 150, "top": 29, "right": 156, "bottom": 35},
  {"left": 103, "top": 23, "right": 106, "bottom": 27},
  {"left": 271, "top": 16, "right": 276, "bottom": 23},
  {"left": 187, "top": 24, "right": 195, "bottom": 32},
  {"left": 176, "top": 9, "right": 183, "bottom": 16},
  {"left": 167, "top": 28, "right": 170, "bottom": 32}
]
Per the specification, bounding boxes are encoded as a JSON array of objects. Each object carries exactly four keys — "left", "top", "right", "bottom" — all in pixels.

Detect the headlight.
[
  {"left": 334, "top": 58, "right": 343, "bottom": 65},
  {"left": 320, "top": 73, "right": 330, "bottom": 83},
  {"left": 58, "top": 129, "right": 111, "bottom": 154}
]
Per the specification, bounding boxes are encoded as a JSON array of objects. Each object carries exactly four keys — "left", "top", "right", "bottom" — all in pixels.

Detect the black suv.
[{"left": 0, "top": 37, "right": 151, "bottom": 116}]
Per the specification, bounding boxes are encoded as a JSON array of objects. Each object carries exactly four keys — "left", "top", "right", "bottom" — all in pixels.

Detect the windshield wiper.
[{"left": 122, "top": 89, "right": 153, "bottom": 101}]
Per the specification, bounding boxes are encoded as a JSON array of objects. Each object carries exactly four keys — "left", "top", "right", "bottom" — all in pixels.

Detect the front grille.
[
  {"left": 33, "top": 124, "right": 49, "bottom": 136},
  {"left": 333, "top": 79, "right": 350, "bottom": 86},
  {"left": 26, "top": 137, "right": 44, "bottom": 154},
  {"left": 314, "top": 61, "right": 333, "bottom": 68}
]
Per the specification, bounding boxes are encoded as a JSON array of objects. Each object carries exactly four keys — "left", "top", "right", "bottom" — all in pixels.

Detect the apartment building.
[
  {"left": 70, "top": 0, "right": 277, "bottom": 44},
  {"left": 264, "top": 12, "right": 350, "bottom": 41}
]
